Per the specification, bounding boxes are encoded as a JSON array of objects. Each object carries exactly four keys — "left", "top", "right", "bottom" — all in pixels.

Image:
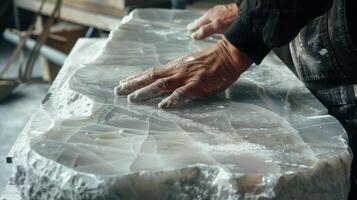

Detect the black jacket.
[{"left": 224, "top": 0, "right": 334, "bottom": 64}]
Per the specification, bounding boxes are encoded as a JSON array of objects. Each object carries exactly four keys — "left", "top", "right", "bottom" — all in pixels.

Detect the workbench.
[{"left": 1, "top": 9, "right": 351, "bottom": 200}]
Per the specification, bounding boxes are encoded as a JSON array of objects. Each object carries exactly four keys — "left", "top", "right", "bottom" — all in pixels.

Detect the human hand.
[
  {"left": 114, "top": 36, "right": 252, "bottom": 109},
  {"left": 187, "top": 3, "right": 238, "bottom": 40}
]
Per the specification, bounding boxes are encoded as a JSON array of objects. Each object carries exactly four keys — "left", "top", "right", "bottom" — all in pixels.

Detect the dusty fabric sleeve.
[{"left": 225, "top": 0, "right": 334, "bottom": 64}]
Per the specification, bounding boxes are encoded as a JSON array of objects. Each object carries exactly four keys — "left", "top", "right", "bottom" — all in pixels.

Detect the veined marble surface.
[{"left": 13, "top": 9, "right": 351, "bottom": 200}]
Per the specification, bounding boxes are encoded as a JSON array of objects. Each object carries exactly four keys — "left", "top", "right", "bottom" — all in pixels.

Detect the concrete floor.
[{"left": 0, "top": 38, "right": 49, "bottom": 190}]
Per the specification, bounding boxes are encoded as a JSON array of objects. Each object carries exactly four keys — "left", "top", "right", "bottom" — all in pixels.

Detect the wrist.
[{"left": 218, "top": 36, "right": 253, "bottom": 74}]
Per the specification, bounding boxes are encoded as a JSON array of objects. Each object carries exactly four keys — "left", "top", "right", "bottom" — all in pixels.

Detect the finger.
[
  {"left": 128, "top": 77, "right": 181, "bottom": 102},
  {"left": 114, "top": 67, "right": 158, "bottom": 95},
  {"left": 158, "top": 82, "right": 199, "bottom": 109},
  {"left": 192, "top": 19, "right": 221, "bottom": 40},
  {"left": 118, "top": 58, "right": 183, "bottom": 85},
  {"left": 187, "top": 13, "right": 211, "bottom": 32},
  {"left": 119, "top": 66, "right": 159, "bottom": 85},
  {"left": 119, "top": 73, "right": 143, "bottom": 85},
  {"left": 115, "top": 57, "right": 191, "bottom": 96},
  {"left": 118, "top": 64, "right": 171, "bottom": 85}
]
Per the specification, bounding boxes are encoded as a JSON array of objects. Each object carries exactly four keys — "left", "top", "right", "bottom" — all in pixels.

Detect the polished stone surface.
[{"left": 12, "top": 9, "right": 351, "bottom": 200}]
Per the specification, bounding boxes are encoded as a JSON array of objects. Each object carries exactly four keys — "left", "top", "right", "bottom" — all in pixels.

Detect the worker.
[{"left": 114, "top": 0, "right": 356, "bottom": 198}]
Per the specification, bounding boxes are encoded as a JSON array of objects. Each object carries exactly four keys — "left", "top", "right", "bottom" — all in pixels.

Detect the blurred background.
[{"left": 0, "top": 0, "right": 233, "bottom": 192}]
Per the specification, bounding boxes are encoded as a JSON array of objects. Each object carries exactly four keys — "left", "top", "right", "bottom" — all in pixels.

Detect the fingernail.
[
  {"left": 127, "top": 92, "right": 137, "bottom": 102},
  {"left": 114, "top": 86, "right": 122, "bottom": 95},
  {"left": 187, "top": 20, "right": 198, "bottom": 31},
  {"left": 116, "top": 83, "right": 133, "bottom": 95},
  {"left": 158, "top": 98, "right": 173, "bottom": 109},
  {"left": 187, "top": 23, "right": 195, "bottom": 31},
  {"left": 191, "top": 33, "right": 198, "bottom": 40},
  {"left": 158, "top": 101, "right": 168, "bottom": 109}
]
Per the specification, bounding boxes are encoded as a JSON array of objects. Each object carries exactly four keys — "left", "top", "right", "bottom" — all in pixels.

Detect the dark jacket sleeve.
[
  {"left": 236, "top": 0, "right": 243, "bottom": 6},
  {"left": 225, "top": 0, "right": 334, "bottom": 64}
]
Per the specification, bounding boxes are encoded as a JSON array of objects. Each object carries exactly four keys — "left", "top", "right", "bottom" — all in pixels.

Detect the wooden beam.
[{"left": 15, "top": 0, "right": 123, "bottom": 31}]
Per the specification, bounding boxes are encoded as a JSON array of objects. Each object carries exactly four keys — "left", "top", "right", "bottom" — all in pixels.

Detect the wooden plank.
[
  {"left": 51, "top": 0, "right": 126, "bottom": 17},
  {"left": 60, "top": 0, "right": 169, "bottom": 10},
  {"left": 15, "top": 0, "right": 122, "bottom": 31}
]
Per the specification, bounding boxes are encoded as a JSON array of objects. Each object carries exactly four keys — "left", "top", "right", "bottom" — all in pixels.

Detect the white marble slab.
[{"left": 12, "top": 9, "right": 351, "bottom": 200}]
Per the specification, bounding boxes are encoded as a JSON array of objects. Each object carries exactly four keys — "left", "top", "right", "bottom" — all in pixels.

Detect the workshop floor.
[{"left": 0, "top": 38, "right": 49, "bottom": 190}]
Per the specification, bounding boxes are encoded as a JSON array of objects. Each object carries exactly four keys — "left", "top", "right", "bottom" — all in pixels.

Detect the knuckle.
[
  {"left": 155, "top": 78, "right": 168, "bottom": 88},
  {"left": 214, "top": 18, "right": 222, "bottom": 25},
  {"left": 147, "top": 67, "right": 157, "bottom": 80},
  {"left": 172, "top": 58, "right": 186, "bottom": 69},
  {"left": 193, "top": 72, "right": 205, "bottom": 83},
  {"left": 172, "top": 89, "right": 186, "bottom": 100},
  {"left": 195, "top": 77, "right": 205, "bottom": 84},
  {"left": 177, "top": 58, "right": 186, "bottom": 66},
  {"left": 213, "top": 5, "right": 221, "bottom": 10}
]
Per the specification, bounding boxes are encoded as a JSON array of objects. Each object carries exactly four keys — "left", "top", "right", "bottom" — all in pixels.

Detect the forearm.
[{"left": 226, "top": 0, "right": 334, "bottom": 64}]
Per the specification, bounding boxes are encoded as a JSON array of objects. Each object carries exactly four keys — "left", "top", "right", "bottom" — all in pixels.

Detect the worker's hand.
[
  {"left": 114, "top": 36, "right": 252, "bottom": 109},
  {"left": 187, "top": 3, "right": 238, "bottom": 40}
]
